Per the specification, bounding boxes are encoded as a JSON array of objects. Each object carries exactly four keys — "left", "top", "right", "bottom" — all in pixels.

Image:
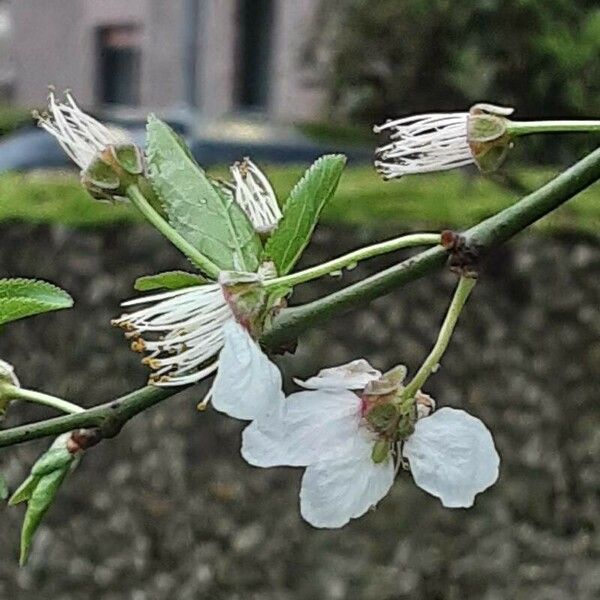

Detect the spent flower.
[
  {"left": 36, "top": 90, "right": 143, "bottom": 200},
  {"left": 374, "top": 103, "right": 514, "bottom": 178}
]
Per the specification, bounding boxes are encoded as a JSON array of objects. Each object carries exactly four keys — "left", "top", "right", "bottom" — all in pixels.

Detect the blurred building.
[
  {"left": 0, "top": 1, "right": 12, "bottom": 98},
  {"left": 7, "top": 0, "right": 325, "bottom": 122}
]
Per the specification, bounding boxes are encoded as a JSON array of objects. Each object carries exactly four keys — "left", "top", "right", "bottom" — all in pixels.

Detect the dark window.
[
  {"left": 97, "top": 25, "right": 142, "bottom": 106},
  {"left": 236, "top": 0, "right": 274, "bottom": 110}
]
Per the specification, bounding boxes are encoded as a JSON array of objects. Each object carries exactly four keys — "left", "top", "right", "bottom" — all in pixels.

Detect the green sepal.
[
  {"left": 473, "top": 143, "right": 511, "bottom": 173},
  {"left": 364, "top": 365, "right": 407, "bottom": 396},
  {"left": 263, "top": 154, "right": 346, "bottom": 275},
  {"left": 371, "top": 439, "right": 390, "bottom": 464},
  {"left": 82, "top": 157, "right": 120, "bottom": 190},
  {"left": 467, "top": 103, "right": 513, "bottom": 173},
  {"left": 112, "top": 144, "right": 144, "bottom": 175},
  {"left": 467, "top": 114, "right": 508, "bottom": 143},
  {"left": 9, "top": 474, "right": 39, "bottom": 505},
  {"left": 0, "top": 278, "right": 73, "bottom": 326},
  {"left": 134, "top": 271, "right": 208, "bottom": 292},
  {"left": 366, "top": 403, "right": 400, "bottom": 432}
]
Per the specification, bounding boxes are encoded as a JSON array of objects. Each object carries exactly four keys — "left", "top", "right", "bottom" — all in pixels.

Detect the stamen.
[
  {"left": 36, "top": 90, "right": 128, "bottom": 171},
  {"left": 230, "top": 158, "right": 282, "bottom": 233},
  {"left": 113, "top": 284, "right": 235, "bottom": 387},
  {"left": 374, "top": 113, "right": 474, "bottom": 178}
]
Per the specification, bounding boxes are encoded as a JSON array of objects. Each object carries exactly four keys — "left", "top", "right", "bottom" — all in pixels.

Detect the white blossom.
[
  {"left": 112, "top": 279, "right": 284, "bottom": 422},
  {"left": 0, "top": 358, "right": 20, "bottom": 388},
  {"left": 403, "top": 407, "right": 500, "bottom": 508},
  {"left": 242, "top": 358, "right": 501, "bottom": 528},
  {"left": 36, "top": 90, "right": 129, "bottom": 171},
  {"left": 374, "top": 112, "right": 474, "bottom": 178},
  {"left": 242, "top": 360, "right": 394, "bottom": 528},
  {"left": 229, "top": 158, "right": 282, "bottom": 233}
]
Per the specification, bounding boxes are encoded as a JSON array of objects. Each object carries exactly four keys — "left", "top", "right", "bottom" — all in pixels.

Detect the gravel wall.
[{"left": 0, "top": 224, "right": 599, "bottom": 600}]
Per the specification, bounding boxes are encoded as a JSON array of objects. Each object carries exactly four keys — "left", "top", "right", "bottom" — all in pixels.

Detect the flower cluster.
[{"left": 38, "top": 90, "right": 502, "bottom": 530}]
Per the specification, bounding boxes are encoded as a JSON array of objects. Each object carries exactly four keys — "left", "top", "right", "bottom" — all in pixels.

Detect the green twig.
[
  {"left": 507, "top": 119, "right": 600, "bottom": 136},
  {"left": 401, "top": 276, "right": 476, "bottom": 400},
  {"left": 1, "top": 386, "right": 84, "bottom": 415},
  {"left": 264, "top": 233, "right": 440, "bottom": 288},
  {"left": 0, "top": 386, "right": 176, "bottom": 448}
]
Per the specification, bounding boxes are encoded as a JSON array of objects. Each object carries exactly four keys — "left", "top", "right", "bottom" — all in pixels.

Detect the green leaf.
[
  {"left": 19, "top": 468, "right": 68, "bottom": 566},
  {"left": 0, "top": 473, "right": 8, "bottom": 501},
  {"left": 134, "top": 271, "right": 208, "bottom": 292},
  {"left": 263, "top": 154, "right": 346, "bottom": 275},
  {"left": 0, "top": 278, "right": 73, "bottom": 326},
  {"left": 146, "top": 116, "right": 261, "bottom": 273}
]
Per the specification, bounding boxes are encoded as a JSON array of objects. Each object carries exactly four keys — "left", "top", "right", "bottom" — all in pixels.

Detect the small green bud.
[{"left": 9, "top": 433, "right": 81, "bottom": 566}]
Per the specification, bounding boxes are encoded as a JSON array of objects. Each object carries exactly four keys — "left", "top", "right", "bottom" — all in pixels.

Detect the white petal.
[
  {"left": 242, "top": 388, "right": 362, "bottom": 467},
  {"left": 300, "top": 433, "right": 394, "bottom": 528},
  {"left": 285, "top": 389, "right": 364, "bottom": 466},
  {"left": 295, "top": 359, "right": 381, "bottom": 390},
  {"left": 403, "top": 407, "right": 500, "bottom": 508},
  {"left": 241, "top": 391, "right": 288, "bottom": 467},
  {"left": 211, "top": 321, "right": 282, "bottom": 420}
]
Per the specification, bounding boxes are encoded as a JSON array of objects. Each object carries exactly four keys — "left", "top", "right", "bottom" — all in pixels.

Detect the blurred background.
[{"left": 0, "top": 1, "right": 599, "bottom": 599}]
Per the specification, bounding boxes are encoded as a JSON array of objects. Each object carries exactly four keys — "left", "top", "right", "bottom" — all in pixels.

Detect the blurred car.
[{"left": 0, "top": 116, "right": 370, "bottom": 173}]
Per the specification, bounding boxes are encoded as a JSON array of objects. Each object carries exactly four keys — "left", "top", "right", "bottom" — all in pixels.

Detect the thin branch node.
[{"left": 441, "top": 230, "right": 481, "bottom": 278}]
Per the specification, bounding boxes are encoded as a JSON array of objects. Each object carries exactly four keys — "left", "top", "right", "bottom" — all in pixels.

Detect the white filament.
[
  {"left": 374, "top": 112, "right": 474, "bottom": 178},
  {"left": 36, "top": 91, "right": 128, "bottom": 170},
  {"left": 113, "top": 284, "right": 234, "bottom": 387}
]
